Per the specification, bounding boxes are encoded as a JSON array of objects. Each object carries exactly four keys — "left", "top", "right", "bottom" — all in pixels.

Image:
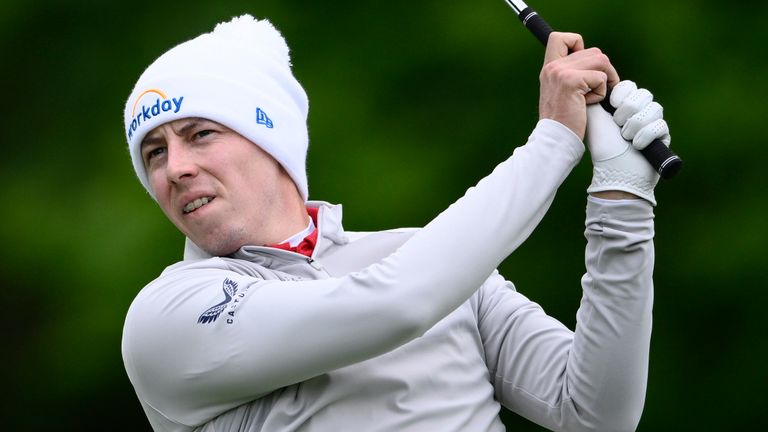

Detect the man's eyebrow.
[
  {"left": 140, "top": 118, "right": 206, "bottom": 150},
  {"left": 176, "top": 119, "right": 203, "bottom": 136},
  {"left": 141, "top": 135, "right": 164, "bottom": 150}
]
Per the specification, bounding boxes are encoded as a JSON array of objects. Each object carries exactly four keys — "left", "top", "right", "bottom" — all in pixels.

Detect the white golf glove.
[{"left": 586, "top": 80, "right": 671, "bottom": 206}]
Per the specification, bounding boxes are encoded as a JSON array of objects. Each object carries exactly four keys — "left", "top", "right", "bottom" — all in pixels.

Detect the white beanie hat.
[{"left": 124, "top": 15, "right": 310, "bottom": 200}]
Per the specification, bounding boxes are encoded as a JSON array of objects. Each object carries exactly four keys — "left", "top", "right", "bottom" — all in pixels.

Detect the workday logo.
[{"left": 127, "top": 88, "right": 184, "bottom": 140}]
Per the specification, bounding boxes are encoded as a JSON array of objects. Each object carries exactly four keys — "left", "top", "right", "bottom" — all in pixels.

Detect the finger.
[
  {"left": 604, "top": 60, "right": 620, "bottom": 89},
  {"left": 621, "top": 101, "right": 663, "bottom": 141},
  {"left": 613, "top": 88, "right": 653, "bottom": 126},
  {"left": 610, "top": 80, "right": 637, "bottom": 108},
  {"left": 581, "top": 70, "right": 609, "bottom": 105},
  {"left": 559, "top": 48, "right": 620, "bottom": 87},
  {"left": 633, "top": 119, "right": 671, "bottom": 150},
  {"left": 544, "top": 32, "right": 584, "bottom": 64}
]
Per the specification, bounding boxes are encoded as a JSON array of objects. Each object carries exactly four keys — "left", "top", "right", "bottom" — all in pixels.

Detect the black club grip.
[
  {"left": 516, "top": 6, "right": 682, "bottom": 179},
  {"left": 517, "top": 7, "right": 553, "bottom": 46}
]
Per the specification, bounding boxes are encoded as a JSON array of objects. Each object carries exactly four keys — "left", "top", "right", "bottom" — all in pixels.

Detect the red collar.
[{"left": 267, "top": 207, "right": 319, "bottom": 257}]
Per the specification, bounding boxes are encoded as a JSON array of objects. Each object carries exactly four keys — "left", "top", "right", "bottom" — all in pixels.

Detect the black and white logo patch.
[{"left": 197, "top": 278, "right": 239, "bottom": 324}]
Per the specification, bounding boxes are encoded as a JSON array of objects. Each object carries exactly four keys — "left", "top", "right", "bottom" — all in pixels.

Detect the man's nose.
[{"left": 165, "top": 141, "right": 198, "bottom": 183}]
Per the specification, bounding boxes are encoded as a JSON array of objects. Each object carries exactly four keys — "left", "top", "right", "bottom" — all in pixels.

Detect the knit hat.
[{"left": 123, "top": 15, "right": 310, "bottom": 200}]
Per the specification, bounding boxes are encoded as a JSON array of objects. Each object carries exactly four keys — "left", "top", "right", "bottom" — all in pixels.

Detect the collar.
[
  {"left": 276, "top": 211, "right": 316, "bottom": 247},
  {"left": 182, "top": 201, "right": 348, "bottom": 261},
  {"left": 265, "top": 207, "right": 319, "bottom": 257}
]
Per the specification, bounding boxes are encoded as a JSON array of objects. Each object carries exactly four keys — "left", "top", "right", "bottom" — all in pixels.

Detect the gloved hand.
[{"left": 585, "top": 80, "right": 671, "bottom": 206}]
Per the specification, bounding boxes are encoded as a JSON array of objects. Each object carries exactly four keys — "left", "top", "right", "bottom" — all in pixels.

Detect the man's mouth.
[{"left": 183, "top": 196, "right": 215, "bottom": 214}]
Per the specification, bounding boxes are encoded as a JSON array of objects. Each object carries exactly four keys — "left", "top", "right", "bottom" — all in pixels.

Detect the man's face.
[{"left": 141, "top": 117, "right": 302, "bottom": 256}]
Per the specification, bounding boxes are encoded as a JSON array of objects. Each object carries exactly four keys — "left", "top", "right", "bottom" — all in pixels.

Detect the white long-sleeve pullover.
[{"left": 122, "top": 119, "right": 654, "bottom": 432}]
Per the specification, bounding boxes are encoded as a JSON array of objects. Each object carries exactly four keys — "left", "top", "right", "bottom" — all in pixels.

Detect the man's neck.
[
  {"left": 265, "top": 207, "right": 319, "bottom": 257},
  {"left": 278, "top": 216, "right": 315, "bottom": 247}
]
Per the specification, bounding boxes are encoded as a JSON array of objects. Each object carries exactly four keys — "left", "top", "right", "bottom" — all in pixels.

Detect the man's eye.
[
  {"left": 146, "top": 147, "right": 166, "bottom": 162},
  {"left": 194, "top": 129, "right": 215, "bottom": 139}
]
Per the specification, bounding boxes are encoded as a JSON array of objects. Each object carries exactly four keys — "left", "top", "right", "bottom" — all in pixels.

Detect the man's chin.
[{"left": 190, "top": 230, "right": 248, "bottom": 257}]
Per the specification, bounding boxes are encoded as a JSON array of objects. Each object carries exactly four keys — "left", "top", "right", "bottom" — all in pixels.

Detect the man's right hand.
[{"left": 538, "top": 32, "right": 619, "bottom": 140}]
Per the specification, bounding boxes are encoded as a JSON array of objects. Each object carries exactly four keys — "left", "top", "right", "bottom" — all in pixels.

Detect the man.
[{"left": 122, "top": 14, "right": 670, "bottom": 432}]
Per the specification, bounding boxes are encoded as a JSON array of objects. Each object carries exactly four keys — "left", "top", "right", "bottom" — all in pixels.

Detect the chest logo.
[{"left": 197, "top": 278, "right": 239, "bottom": 324}]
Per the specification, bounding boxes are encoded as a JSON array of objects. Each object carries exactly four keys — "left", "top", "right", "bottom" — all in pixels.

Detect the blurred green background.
[{"left": 1, "top": 0, "right": 766, "bottom": 430}]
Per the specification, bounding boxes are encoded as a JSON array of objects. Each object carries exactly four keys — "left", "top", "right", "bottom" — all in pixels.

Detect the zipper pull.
[{"left": 307, "top": 257, "right": 323, "bottom": 271}]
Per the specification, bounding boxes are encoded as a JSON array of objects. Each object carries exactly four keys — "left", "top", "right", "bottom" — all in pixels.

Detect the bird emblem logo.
[{"left": 197, "top": 278, "right": 239, "bottom": 324}]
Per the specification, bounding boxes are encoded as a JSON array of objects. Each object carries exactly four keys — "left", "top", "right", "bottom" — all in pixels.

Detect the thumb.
[{"left": 586, "top": 104, "right": 631, "bottom": 161}]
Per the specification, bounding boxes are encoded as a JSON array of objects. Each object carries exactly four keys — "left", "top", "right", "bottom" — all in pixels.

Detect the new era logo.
[{"left": 256, "top": 107, "right": 274, "bottom": 128}]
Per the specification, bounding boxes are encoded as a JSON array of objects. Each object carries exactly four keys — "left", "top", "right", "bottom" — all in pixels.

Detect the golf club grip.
[
  {"left": 599, "top": 91, "right": 681, "bottom": 179},
  {"left": 517, "top": 7, "right": 552, "bottom": 46},
  {"left": 516, "top": 7, "right": 682, "bottom": 179}
]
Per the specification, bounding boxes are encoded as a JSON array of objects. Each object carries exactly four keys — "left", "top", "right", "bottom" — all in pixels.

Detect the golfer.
[{"left": 122, "top": 14, "right": 671, "bottom": 432}]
